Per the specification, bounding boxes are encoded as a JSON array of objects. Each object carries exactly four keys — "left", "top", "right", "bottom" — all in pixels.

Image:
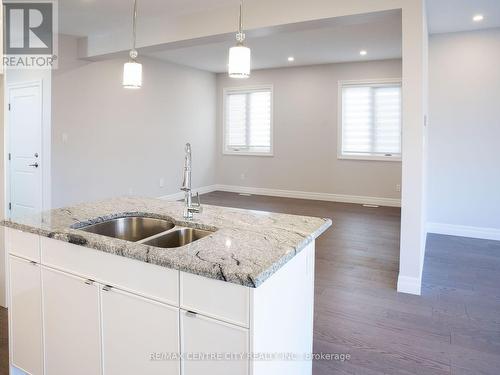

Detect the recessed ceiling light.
[
  {"left": 473, "top": 14, "right": 484, "bottom": 22},
  {"left": 288, "top": 56, "right": 295, "bottom": 62},
  {"left": 359, "top": 50, "right": 367, "bottom": 56}
]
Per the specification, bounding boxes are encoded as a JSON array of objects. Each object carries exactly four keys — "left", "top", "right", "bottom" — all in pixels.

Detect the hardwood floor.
[
  {"left": 1, "top": 191, "right": 499, "bottom": 374},
  {"left": 200, "top": 192, "right": 500, "bottom": 375}
]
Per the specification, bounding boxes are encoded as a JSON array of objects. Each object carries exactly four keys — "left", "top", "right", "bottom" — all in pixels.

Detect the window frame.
[
  {"left": 222, "top": 85, "right": 274, "bottom": 157},
  {"left": 337, "top": 78, "right": 402, "bottom": 162}
]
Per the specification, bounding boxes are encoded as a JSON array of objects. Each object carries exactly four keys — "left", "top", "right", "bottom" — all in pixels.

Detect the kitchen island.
[{"left": 3, "top": 197, "right": 331, "bottom": 375}]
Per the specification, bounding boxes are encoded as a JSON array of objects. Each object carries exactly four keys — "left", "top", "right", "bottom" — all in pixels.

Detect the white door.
[
  {"left": 9, "top": 255, "right": 44, "bottom": 375},
  {"left": 101, "top": 286, "right": 180, "bottom": 375},
  {"left": 181, "top": 310, "right": 248, "bottom": 375},
  {"left": 8, "top": 82, "right": 43, "bottom": 218},
  {"left": 42, "top": 267, "right": 102, "bottom": 375}
]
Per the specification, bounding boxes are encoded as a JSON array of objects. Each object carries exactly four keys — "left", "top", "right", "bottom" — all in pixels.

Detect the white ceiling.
[
  {"left": 59, "top": 0, "right": 237, "bottom": 37},
  {"left": 59, "top": 0, "right": 500, "bottom": 38},
  {"left": 426, "top": 0, "right": 500, "bottom": 34},
  {"left": 144, "top": 12, "right": 402, "bottom": 73},
  {"left": 58, "top": 0, "right": 500, "bottom": 72}
]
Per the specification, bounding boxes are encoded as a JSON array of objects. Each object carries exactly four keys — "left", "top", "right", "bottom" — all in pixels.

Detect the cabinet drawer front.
[
  {"left": 102, "top": 287, "right": 180, "bottom": 375},
  {"left": 7, "top": 228, "right": 40, "bottom": 261},
  {"left": 9, "top": 256, "right": 44, "bottom": 375},
  {"left": 41, "top": 237, "right": 179, "bottom": 306},
  {"left": 180, "top": 272, "right": 249, "bottom": 327},
  {"left": 181, "top": 310, "right": 248, "bottom": 375}
]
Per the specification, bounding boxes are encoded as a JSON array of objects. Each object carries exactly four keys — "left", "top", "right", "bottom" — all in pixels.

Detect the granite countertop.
[{"left": 2, "top": 197, "right": 332, "bottom": 288}]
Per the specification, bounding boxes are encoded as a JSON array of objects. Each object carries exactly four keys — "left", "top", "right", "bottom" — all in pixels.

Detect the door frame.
[{"left": 4, "top": 76, "right": 51, "bottom": 219}]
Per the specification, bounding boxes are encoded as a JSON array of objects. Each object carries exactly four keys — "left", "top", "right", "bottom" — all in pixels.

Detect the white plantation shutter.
[
  {"left": 224, "top": 87, "right": 272, "bottom": 154},
  {"left": 341, "top": 81, "right": 401, "bottom": 159}
]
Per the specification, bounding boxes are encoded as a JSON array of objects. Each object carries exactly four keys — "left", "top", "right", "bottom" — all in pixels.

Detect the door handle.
[{"left": 28, "top": 162, "right": 39, "bottom": 168}]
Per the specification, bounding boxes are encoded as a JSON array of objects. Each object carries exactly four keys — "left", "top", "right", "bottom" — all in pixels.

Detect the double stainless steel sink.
[{"left": 78, "top": 216, "right": 214, "bottom": 248}]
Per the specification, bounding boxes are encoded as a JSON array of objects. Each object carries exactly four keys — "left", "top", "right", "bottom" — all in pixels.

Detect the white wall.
[
  {"left": 397, "top": 0, "right": 428, "bottom": 295},
  {"left": 51, "top": 35, "right": 217, "bottom": 207},
  {"left": 216, "top": 60, "right": 403, "bottom": 202},
  {"left": 427, "top": 28, "right": 500, "bottom": 238},
  {"left": 0, "top": 76, "right": 5, "bottom": 308}
]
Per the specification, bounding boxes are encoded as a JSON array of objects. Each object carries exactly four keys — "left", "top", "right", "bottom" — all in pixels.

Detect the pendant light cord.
[
  {"left": 130, "top": 0, "right": 138, "bottom": 60},
  {"left": 236, "top": 0, "right": 245, "bottom": 43},
  {"left": 239, "top": 1, "right": 243, "bottom": 34}
]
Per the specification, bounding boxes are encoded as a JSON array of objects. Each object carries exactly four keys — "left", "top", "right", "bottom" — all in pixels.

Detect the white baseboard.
[
  {"left": 160, "top": 185, "right": 218, "bottom": 201},
  {"left": 214, "top": 184, "right": 401, "bottom": 207},
  {"left": 397, "top": 274, "right": 422, "bottom": 295},
  {"left": 427, "top": 222, "right": 500, "bottom": 241},
  {"left": 160, "top": 184, "right": 401, "bottom": 207}
]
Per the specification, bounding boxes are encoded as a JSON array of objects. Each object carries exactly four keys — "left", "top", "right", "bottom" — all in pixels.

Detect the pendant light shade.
[
  {"left": 123, "top": 0, "right": 142, "bottom": 88},
  {"left": 123, "top": 50, "right": 142, "bottom": 88},
  {"left": 228, "top": 45, "right": 251, "bottom": 78},
  {"left": 228, "top": 1, "right": 250, "bottom": 78},
  {"left": 123, "top": 61, "right": 143, "bottom": 89}
]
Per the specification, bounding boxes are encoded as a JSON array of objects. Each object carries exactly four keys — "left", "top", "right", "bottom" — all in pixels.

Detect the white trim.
[
  {"left": 222, "top": 85, "right": 274, "bottom": 157},
  {"left": 159, "top": 185, "right": 218, "bottom": 201},
  {"left": 427, "top": 222, "right": 500, "bottom": 241},
  {"left": 338, "top": 78, "right": 403, "bottom": 86},
  {"left": 397, "top": 274, "right": 421, "bottom": 295},
  {"left": 338, "top": 154, "right": 402, "bottom": 162},
  {"left": 222, "top": 150, "right": 274, "bottom": 157},
  {"left": 337, "top": 78, "right": 402, "bottom": 162},
  {"left": 158, "top": 184, "right": 401, "bottom": 207},
  {"left": 215, "top": 184, "right": 401, "bottom": 207}
]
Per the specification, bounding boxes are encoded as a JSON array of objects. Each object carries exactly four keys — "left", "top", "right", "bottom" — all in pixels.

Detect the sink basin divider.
[{"left": 136, "top": 225, "right": 191, "bottom": 244}]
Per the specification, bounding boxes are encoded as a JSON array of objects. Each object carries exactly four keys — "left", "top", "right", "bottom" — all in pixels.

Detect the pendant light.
[
  {"left": 228, "top": 0, "right": 251, "bottom": 78},
  {"left": 123, "top": 0, "right": 142, "bottom": 88}
]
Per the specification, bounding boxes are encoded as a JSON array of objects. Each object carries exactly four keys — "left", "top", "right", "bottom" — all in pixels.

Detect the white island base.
[{"left": 6, "top": 227, "right": 315, "bottom": 375}]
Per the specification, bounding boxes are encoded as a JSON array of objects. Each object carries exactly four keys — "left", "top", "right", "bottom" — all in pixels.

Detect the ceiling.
[
  {"left": 144, "top": 12, "right": 402, "bottom": 73},
  {"left": 59, "top": 0, "right": 500, "bottom": 38},
  {"left": 426, "top": 0, "right": 500, "bottom": 34},
  {"left": 58, "top": 0, "right": 500, "bottom": 72},
  {"left": 59, "top": 0, "right": 236, "bottom": 37}
]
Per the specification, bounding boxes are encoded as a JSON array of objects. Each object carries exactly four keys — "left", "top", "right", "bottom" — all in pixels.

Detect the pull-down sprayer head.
[{"left": 181, "top": 143, "right": 192, "bottom": 191}]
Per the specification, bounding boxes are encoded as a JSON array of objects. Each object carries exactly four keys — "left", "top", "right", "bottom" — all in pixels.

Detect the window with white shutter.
[
  {"left": 223, "top": 86, "right": 273, "bottom": 155},
  {"left": 339, "top": 80, "right": 402, "bottom": 161}
]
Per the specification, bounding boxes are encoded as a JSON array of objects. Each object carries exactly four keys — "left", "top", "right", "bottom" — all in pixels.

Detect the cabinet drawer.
[
  {"left": 181, "top": 310, "right": 248, "bottom": 375},
  {"left": 180, "top": 272, "right": 249, "bottom": 327},
  {"left": 6, "top": 228, "right": 40, "bottom": 262},
  {"left": 41, "top": 237, "right": 179, "bottom": 306}
]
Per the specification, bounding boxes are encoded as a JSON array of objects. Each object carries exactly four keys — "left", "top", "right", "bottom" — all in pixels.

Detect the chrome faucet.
[{"left": 181, "top": 143, "right": 202, "bottom": 219}]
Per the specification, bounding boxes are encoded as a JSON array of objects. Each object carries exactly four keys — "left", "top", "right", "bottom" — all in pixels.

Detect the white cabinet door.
[
  {"left": 181, "top": 310, "right": 248, "bottom": 375},
  {"left": 8, "top": 82, "right": 43, "bottom": 218},
  {"left": 101, "top": 286, "right": 180, "bottom": 375},
  {"left": 42, "top": 267, "right": 102, "bottom": 375},
  {"left": 9, "top": 256, "right": 43, "bottom": 375}
]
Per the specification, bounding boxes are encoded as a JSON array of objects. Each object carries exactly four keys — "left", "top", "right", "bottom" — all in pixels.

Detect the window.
[
  {"left": 339, "top": 80, "right": 402, "bottom": 161},
  {"left": 223, "top": 86, "right": 273, "bottom": 155}
]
